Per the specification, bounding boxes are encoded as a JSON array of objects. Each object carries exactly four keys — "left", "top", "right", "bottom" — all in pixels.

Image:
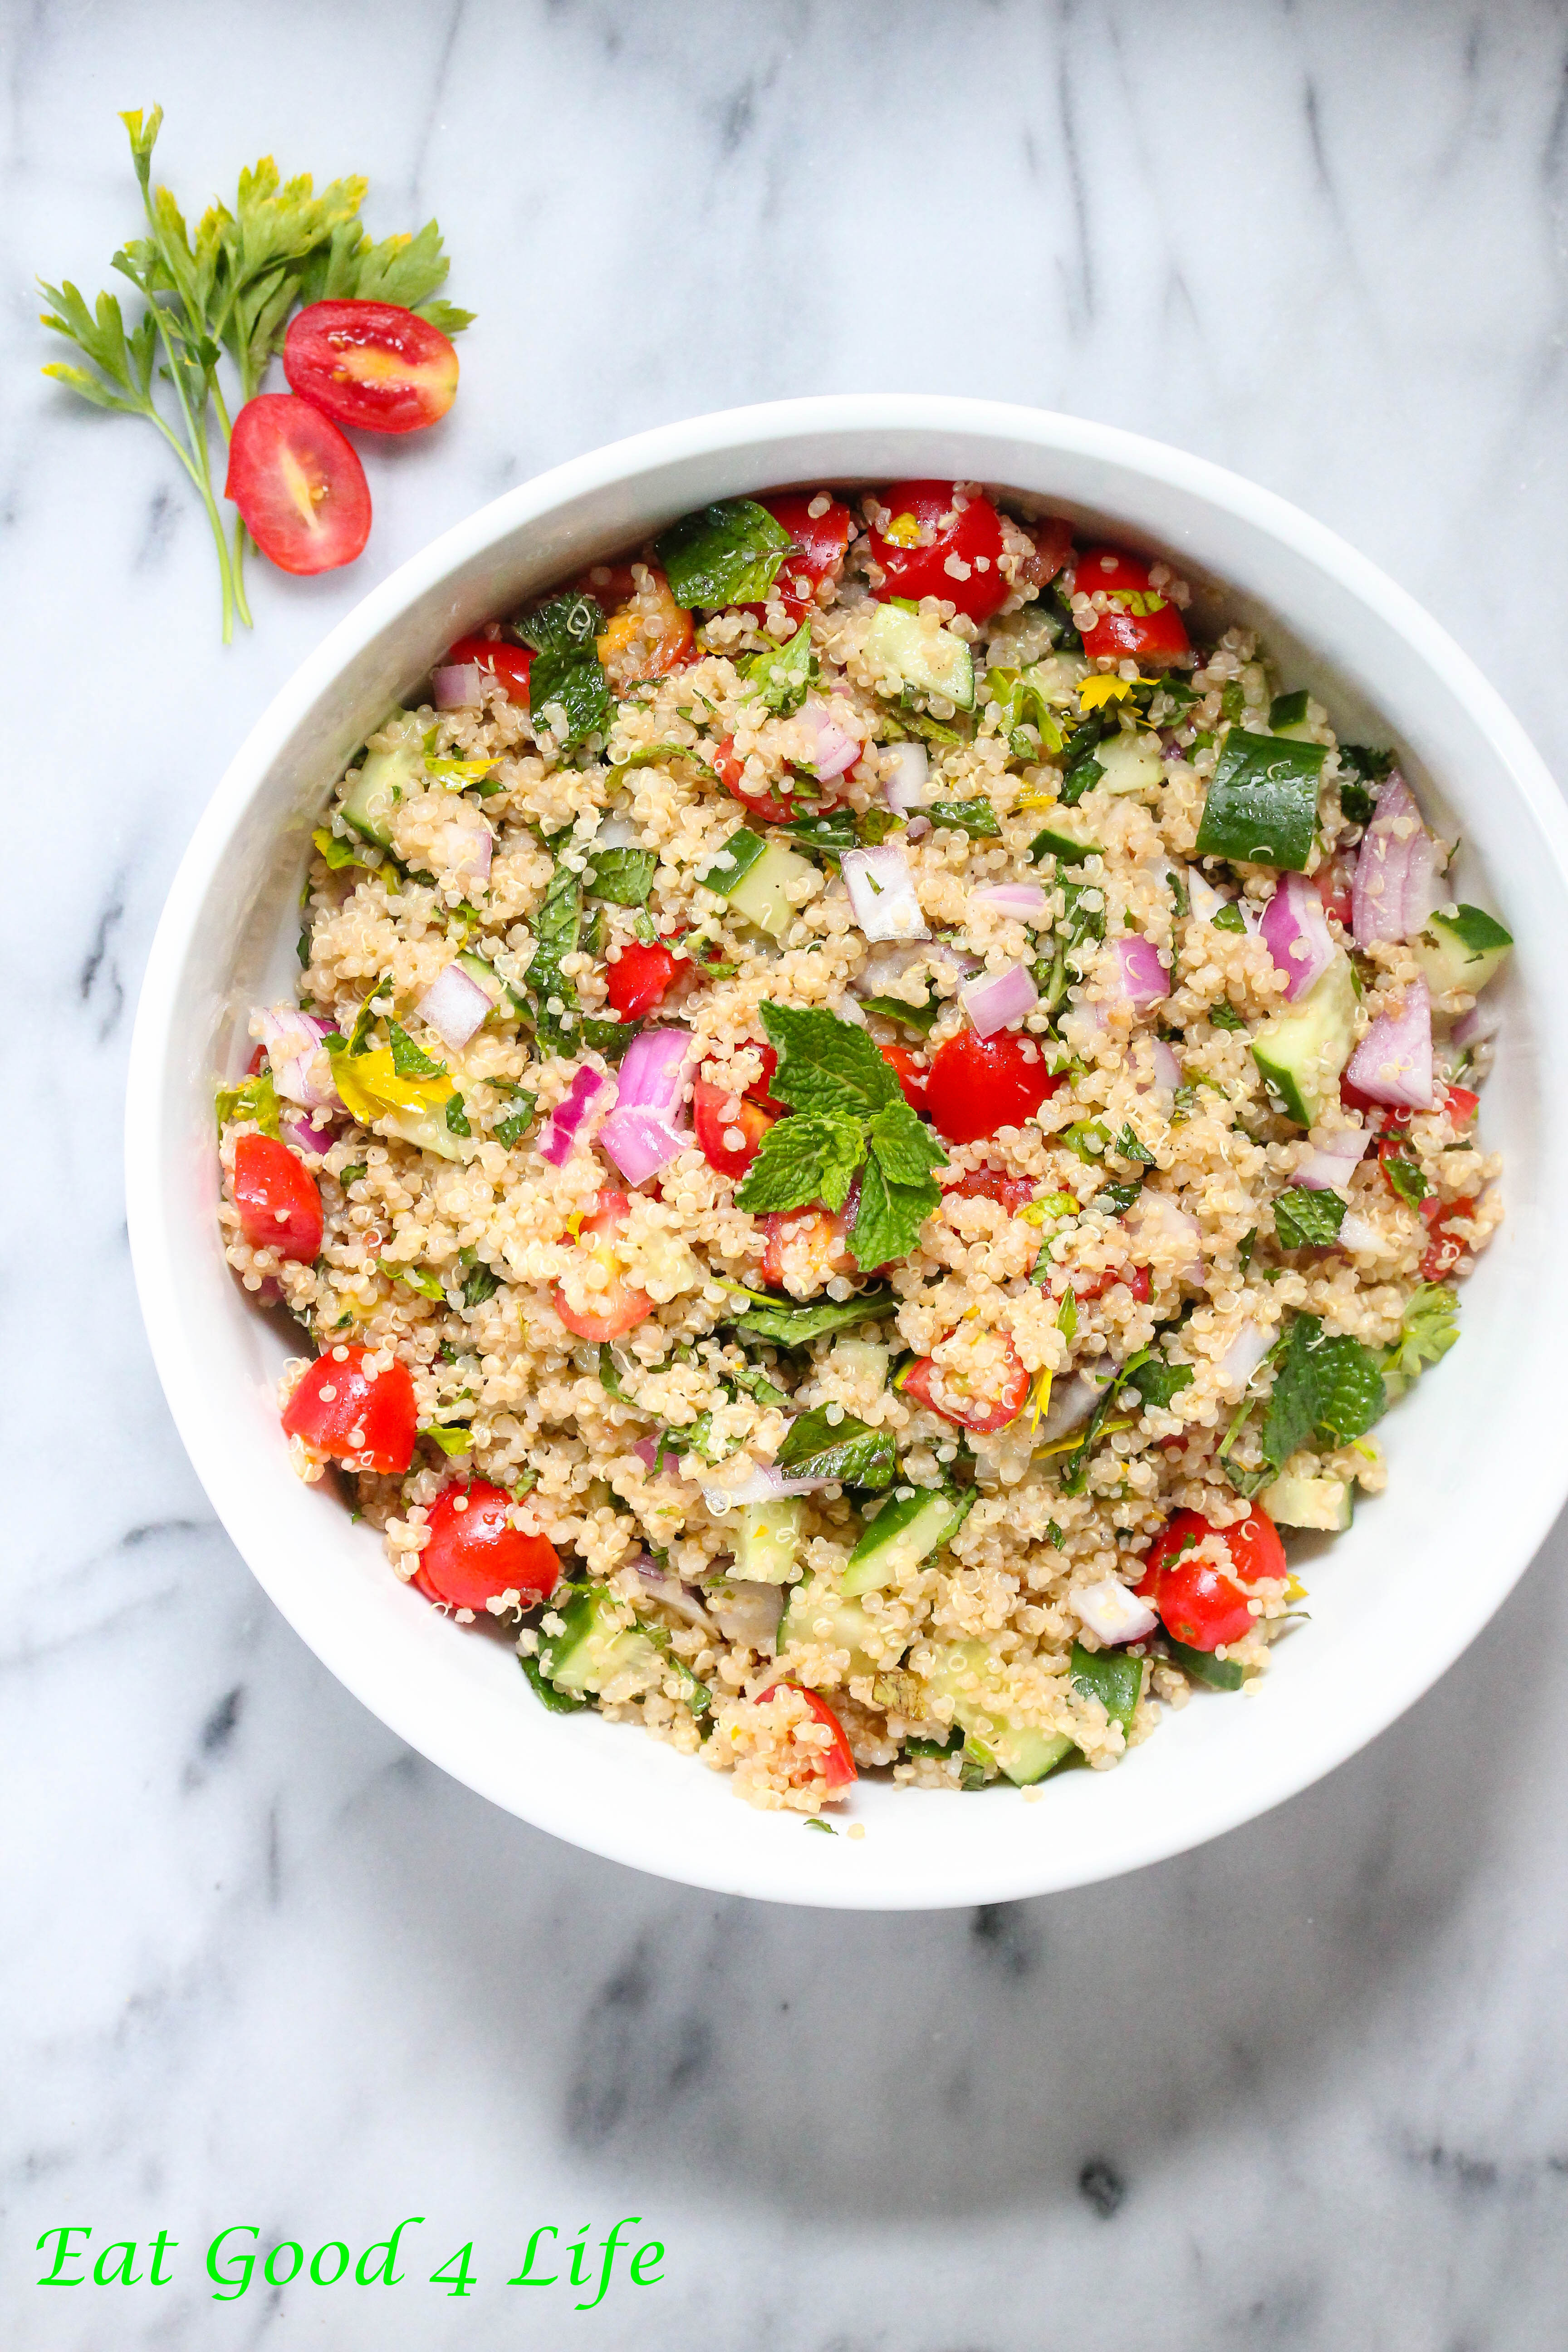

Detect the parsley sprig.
[{"left": 734, "top": 1005, "right": 946, "bottom": 1267}]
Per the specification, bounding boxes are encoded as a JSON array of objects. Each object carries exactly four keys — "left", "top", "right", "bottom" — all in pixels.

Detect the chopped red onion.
[
  {"left": 1141, "top": 1036, "right": 1181, "bottom": 1092},
  {"left": 615, "top": 1026, "right": 693, "bottom": 1117},
  {"left": 1037, "top": 1367, "right": 1113, "bottom": 1446},
  {"left": 1112, "top": 934, "right": 1170, "bottom": 1014},
  {"left": 1344, "top": 977, "right": 1434, "bottom": 1110},
  {"left": 974, "top": 882, "right": 1051, "bottom": 922},
  {"left": 251, "top": 1005, "right": 343, "bottom": 1111},
  {"left": 801, "top": 697, "right": 859, "bottom": 781},
  {"left": 883, "top": 740, "right": 930, "bottom": 813},
  {"left": 416, "top": 960, "right": 497, "bottom": 1052},
  {"left": 1452, "top": 997, "right": 1502, "bottom": 1049},
  {"left": 960, "top": 960, "right": 1039, "bottom": 1037},
  {"left": 701, "top": 1455, "right": 828, "bottom": 1514},
  {"left": 598, "top": 1108, "right": 691, "bottom": 1186},
  {"left": 1294, "top": 1129, "right": 1371, "bottom": 1189},
  {"left": 843, "top": 844, "right": 928, "bottom": 942},
  {"left": 1219, "top": 1319, "right": 1274, "bottom": 1388},
  {"left": 1352, "top": 772, "right": 1445, "bottom": 946},
  {"left": 1186, "top": 868, "right": 1226, "bottom": 921},
  {"left": 449, "top": 812, "right": 493, "bottom": 891},
  {"left": 905, "top": 815, "right": 932, "bottom": 843},
  {"left": 626, "top": 1557, "right": 717, "bottom": 1633},
  {"left": 432, "top": 662, "right": 484, "bottom": 710},
  {"left": 1260, "top": 872, "right": 1335, "bottom": 1002},
  {"left": 1071, "top": 1577, "right": 1159, "bottom": 1646},
  {"left": 281, "top": 1110, "right": 333, "bottom": 1157},
  {"left": 539, "top": 1065, "right": 613, "bottom": 1166}
]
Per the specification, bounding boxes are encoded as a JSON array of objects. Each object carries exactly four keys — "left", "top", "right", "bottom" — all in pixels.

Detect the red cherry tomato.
[
  {"left": 596, "top": 567, "right": 695, "bottom": 692},
  {"left": 756, "top": 1680, "right": 858, "bottom": 1791},
  {"left": 225, "top": 394, "right": 372, "bottom": 576},
  {"left": 606, "top": 937, "right": 683, "bottom": 1019},
  {"left": 553, "top": 1189, "right": 656, "bottom": 1341},
  {"left": 1315, "top": 853, "right": 1356, "bottom": 930},
  {"left": 232, "top": 1133, "right": 323, "bottom": 1262},
  {"left": 1073, "top": 547, "right": 1190, "bottom": 666},
  {"left": 1443, "top": 1085, "right": 1480, "bottom": 1129},
  {"left": 923, "top": 1030, "right": 1063, "bottom": 1146},
  {"left": 868, "top": 480, "right": 1009, "bottom": 623},
  {"left": 281, "top": 1346, "right": 417, "bottom": 1475},
  {"left": 412, "top": 1481, "right": 561, "bottom": 1612},
  {"left": 1420, "top": 1196, "right": 1476, "bottom": 1281},
  {"left": 1075, "top": 1259, "right": 1152, "bottom": 1304},
  {"left": 758, "top": 1207, "right": 854, "bottom": 1291},
  {"left": 877, "top": 1040, "right": 929, "bottom": 1112},
  {"left": 740, "top": 492, "right": 854, "bottom": 623},
  {"left": 693, "top": 1080, "right": 777, "bottom": 1179},
  {"left": 946, "top": 1166, "right": 1037, "bottom": 1213},
  {"left": 446, "top": 634, "right": 535, "bottom": 704},
  {"left": 1137, "top": 1505, "right": 1284, "bottom": 1651},
  {"left": 282, "top": 299, "right": 459, "bottom": 434},
  {"left": 742, "top": 1041, "right": 781, "bottom": 1107},
  {"left": 902, "top": 1328, "right": 1030, "bottom": 1435},
  {"left": 712, "top": 733, "right": 834, "bottom": 827},
  {"left": 1020, "top": 515, "right": 1074, "bottom": 590}
]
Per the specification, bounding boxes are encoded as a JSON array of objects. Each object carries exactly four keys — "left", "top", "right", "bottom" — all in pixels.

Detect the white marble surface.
[{"left": 5, "top": 0, "right": 1568, "bottom": 2342}]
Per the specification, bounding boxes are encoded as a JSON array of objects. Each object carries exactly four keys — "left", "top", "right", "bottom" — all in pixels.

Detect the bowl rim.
[{"left": 126, "top": 394, "right": 1568, "bottom": 1907}]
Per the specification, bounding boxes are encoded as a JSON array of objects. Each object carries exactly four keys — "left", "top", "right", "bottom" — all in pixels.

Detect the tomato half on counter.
[
  {"left": 283, "top": 300, "right": 459, "bottom": 433},
  {"left": 281, "top": 1346, "right": 418, "bottom": 1475},
  {"left": 225, "top": 394, "right": 372, "bottom": 574}
]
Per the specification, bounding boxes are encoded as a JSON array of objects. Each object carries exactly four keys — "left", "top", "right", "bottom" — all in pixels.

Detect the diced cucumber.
[
  {"left": 1029, "top": 821, "right": 1102, "bottom": 866},
  {"left": 1411, "top": 904, "right": 1513, "bottom": 999},
  {"left": 1269, "top": 689, "right": 1315, "bottom": 740},
  {"left": 733, "top": 1497, "right": 806, "bottom": 1585},
  {"left": 1163, "top": 1636, "right": 1245, "bottom": 1692},
  {"left": 537, "top": 1585, "right": 663, "bottom": 1700},
  {"left": 777, "top": 1577, "right": 881, "bottom": 1675},
  {"left": 1069, "top": 1639, "right": 1143, "bottom": 1738},
  {"left": 341, "top": 715, "right": 423, "bottom": 848},
  {"left": 1093, "top": 733, "right": 1164, "bottom": 796},
  {"left": 842, "top": 1487, "right": 970, "bottom": 1597},
  {"left": 1261, "top": 1470, "right": 1352, "bottom": 1531},
  {"left": 1252, "top": 951, "right": 1358, "bottom": 1127},
  {"left": 726, "top": 840, "right": 814, "bottom": 939},
  {"left": 704, "top": 827, "right": 767, "bottom": 897},
  {"left": 921, "top": 1639, "right": 1073, "bottom": 1787},
  {"left": 828, "top": 1336, "right": 890, "bottom": 1394},
  {"left": 863, "top": 603, "right": 976, "bottom": 711}
]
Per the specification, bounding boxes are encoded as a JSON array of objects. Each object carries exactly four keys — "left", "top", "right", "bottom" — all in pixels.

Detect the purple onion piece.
[
  {"left": 252, "top": 1005, "right": 343, "bottom": 1112},
  {"left": 960, "top": 960, "right": 1039, "bottom": 1038},
  {"left": 417, "top": 961, "right": 496, "bottom": 1052},
  {"left": 1112, "top": 934, "right": 1170, "bottom": 1013},
  {"left": 1352, "top": 771, "right": 1439, "bottom": 946},
  {"left": 1260, "top": 872, "right": 1335, "bottom": 1002},
  {"left": 433, "top": 662, "right": 484, "bottom": 710},
  {"left": 1343, "top": 977, "right": 1435, "bottom": 1109},
  {"left": 598, "top": 1108, "right": 691, "bottom": 1187},
  {"left": 539, "top": 1066, "right": 613, "bottom": 1166}
]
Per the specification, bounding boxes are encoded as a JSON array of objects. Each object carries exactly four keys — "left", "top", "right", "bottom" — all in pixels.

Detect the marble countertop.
[{"left": 6, "top": 2, "right": 1568, "bottom": 2343}]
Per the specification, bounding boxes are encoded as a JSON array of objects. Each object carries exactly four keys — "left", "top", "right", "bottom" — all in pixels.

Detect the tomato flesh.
[
  {"left": 1020, "top": 515, "right": 1074, "bottom": 589},
  {"left": 1137, "top": 1505, "right": 1284, "bottom": 1651},
  {"left": 446, "top": 634, "right": 535, "bottom": 704},
  {"left": 225, "top": 394, "right": 371, "bottom": 575},
  {"left": 1443, "top": 1086, "right": 1480, "bottom": 1128},
  {"left": 606, "top": 937, "right": 683, "bottom": 1019},
  {"left": 878, "top": 1040, "right": 930, "bottom": 1112},
  {"left": 868, "top": 480, "right": 1009, "bottom": 623},
  {"left": 283, "top": 300, "right": 459, "bottom": 434},
  {"left": 756, "top": 1680, "right": 858, "bottom": 1791},
  {"left": 1073, "top": 547, "right": 1191, "bottom": 665},
  {"left": 902, "top": 1328, "right": 1029, "bottom": 1435},
  {"left": 713, "top": 733, "right": 838, "bottom": 828},
  {"left": 281, "top": 1346, "right": 417, "bottom": 1475},
  {"left": 553, "top": 1189, "right": 656, "bottom": 1340},
  {"left": 1421, "top": 1196, "right": 1476, "bottom": 1281},
  {"left": 1315, "top": 853, "right": 1356, "bottom": 931},
  {"left": 742, "top": 1041, "right": 781, "bottom": 1107},
  {"left": 945, "top": 1166, "right": 1036, "bottom": 1214},
  {"left": 596, "top": 567, "right": 695, "bottom": 691},
  {"left": 232, "top": 1132, "right": 323, "bottom": 1262},
  {"left": 740, "top": 492, "right": 854, "bottom": 623},
  {"left": 693, "top": 1080, "right": 776, "bottom": 1179},
  {"left": 758, "top": 1207, "right": 853, "bottom": 1292},
  {"left": 924, "top": 1030, "right": 1062, "bottom": 1145},
  {"left": 413, "top": 1480, "right": 561, "bottom": 1612}
]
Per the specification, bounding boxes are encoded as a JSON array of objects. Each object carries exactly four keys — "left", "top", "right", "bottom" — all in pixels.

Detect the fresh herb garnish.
[
  {"left": 1056, "top": 714, "right": 1109, "bottom": 806},
  {"left": 461, "top": 1260, "right": 500, "bottom": 1308},
  {"left": 419, "top": 1422, "right": 474, "bottom": 1456},
  {"left": 1228, "top": 1313, "right": 1386, "bottom": 1496},
  {"left": 1382, "top": 1145, "right": 1428, "bottom": 1207},
  {"left": 1210, "top": 903, "right": 1248, "bottom": 936},
  {"left": 513, "top": 594, "right": 613, "bottom": 749},
  {"left": 1273, "top": 1186, "right": 1348, "bottom": 1250},
  {"left": 386, "top": 1262, "right": 446, "bottom": 1301},
  {"left": 1125, "top": 1357, "right": 1195, "bottom": 1411},
  {"left": 583, "top": 845, "right": 657, "bottom": 906},
  {"left": 926, "top": 799, "right": 1001, "bottom": 838},
  {"left": 215, "top": 1067, "right": 279, "bottom": 1137},
  {"left": 1195, "top": 729, "right": 1326, "bottom": 871},
  {"left": 494, "top": 1090, "right": 539, "bottom": 1148},
  {"left": 1337, "top": 744, "right": 1394, "bottom": 827},
  {"left": 860, "top": 991, "right": 938, "bottom": 1034},
  {"left": 776, "top": 1407, "right": 897, "bottom": 1490},
  {"left": 729, "top": 1287, "right": 901, "bottom": 1347},
  {"left": 1112, "top": 1123, "right": 1156, "bottom": 1166},
  {"left": 387, "top": 1020, "right": 443, "bottom": 1079},
  {"left": 742, "top": 620, "right": 816, "bottom": 715},
  {"left": 1207, "top": 998, "right": 1247, "bottom": 1029},
  {"left": 655, "top": 498, "right": 794, "bottom": 608},
  {"left": 1383, "top": 1283, "right": 1459, "bottom": 1395},
  {"left": 445, "top": 1093, "right": 470, "bottom": 1137}
]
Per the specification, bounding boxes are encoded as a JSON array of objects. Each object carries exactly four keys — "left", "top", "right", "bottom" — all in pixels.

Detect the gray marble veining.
[{"left": 5, "top": 0, "right": 1568, "bottom": 2344}]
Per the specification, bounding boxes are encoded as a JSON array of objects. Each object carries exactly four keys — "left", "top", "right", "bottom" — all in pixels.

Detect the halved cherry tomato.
[
  {"left": 1315, "top": 852, "right": 1356, "bottom": 930},
  {"left": 878, "top": 1040, "right": 929, "bottom": 1112},
  {"left": 712, "top": 733, "right": 834, "bottom": 827},
  {"left": 553, "top": 1189, "right": 656, "bottom": 1341},
  {"left": 1075, "top": 1259, "right": 1152, "bottom": 1304},
  {"left": 693, "top": 1079, "right": 777, "bottom": 1179},
  {"left": 412, "top": 1480, "right": 561, "bottom": 1612},
  {"left": 742, "top": 1041, "right": 781, "bottom": 1107},
  {"left": 868, "top": 480, "right": 1009, "bottom": 624},
  {"left": 1339, "top": 1073, "right": 1389, "bottom": 1118},
  {"left": 902, "top": 1327, "right": 1030, "bottom": 1435},
  {"left": 1443, "top": 1085, "right": 1480, "bottom": 1129},
  {"left": 756, "top": 1680, "right": 858, "bottom": 1791},
  {"left": 1020, "top": 515, "right": 1074, "bottom": 589},
  {"left": 759, "top": 1207, "right": 854, "bottom": 1292},
  {"left": 1136, "top": 1504, "right": 1284, "bottom": 1650},
  {"left": 1420, "top": 1196, "right": 1476, "bottom": 1281},
  {"left": 446, "top": 634, "right": 535, "bottom": 704},
  {"left": 596, "top": 567, "right": 695, "bottom": 692},
  {"left": 923, "top": 1030, "right": 1063, "bottom": 1146},
  {"left": 1073, "top": 547, "right": 1190, "bottom": 666},
  {"left": 283, "top": 299, "right": 459, "bottom": 434},
  {"left": 945, "top": 1166, "right": 1036, "bottom": 1214},
  {"left": 281, "top": 1345, "right": 417, "bottom": 1475},
  {"left": 739, "top": 492, "right": 854, "bottom": 623},
  {"left": 225, "top": 394, "right": 372, "bottom": 576},
  {"left": 572, "top": 563, "right": 639, "bottom": 607},
  {"left": 232, "top": 1133, "right": 323, "bottom": 1262},
  {"left": 606, "top": 937, "right": 683, "bottom": 1019}
]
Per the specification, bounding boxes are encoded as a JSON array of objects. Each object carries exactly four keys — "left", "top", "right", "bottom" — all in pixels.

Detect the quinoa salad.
[{"left": 218, "top": 480, "right": 1511, "bottom": 1816}]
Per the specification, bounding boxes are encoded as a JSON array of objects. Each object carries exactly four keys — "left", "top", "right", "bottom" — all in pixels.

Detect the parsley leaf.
[
  {"left": 387, "top": 1020, "right": 444, "bottom": 1079},
  {"left": 1384, "top": 1283, "right": 1460, "bottom": 1392},
  {"left": 655, "top": 498, "right": 794, "bottom": 608},
  {"left": 926, "top": 798, "right": 1001, "bottom": 838},
  {"left": 743, "top": 620, "right": 816, "bottom": 715},
  {"left": 583, "top": 845, "right": 657, "bottom": 906},
  {"left": 1273, "top": 1186, "right": 1348, "bottom": 1249},
  {"left": 1210, "top": 904, "right": 1248, "bottom": 936},
  {"left": 776, "top": 1408, "right": 897, "bottom": 1489}
]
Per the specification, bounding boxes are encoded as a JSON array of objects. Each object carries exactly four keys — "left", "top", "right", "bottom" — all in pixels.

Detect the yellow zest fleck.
[
  {"left": 1018, "top": 1195, "right": 1079, "bottom": 1227},
  {"left": 1018, "top": 792, "right": 1059, "bottom": 810},
  {"left": 1284, "top": 1574, "right": 1308, "bottom": 1604},
  {"left": 883, "top": 511, "right": 922, "bottom": 547},
  {"left": 1078, "top": 675, "right": 1135, "bottom": 711},
  {"left": 1033, "top": 1414, "right": 1135, "bottom": 1462},
  {"left": 1351, "top": 1439, "right": 1378, "bottom": 1460},
  {"left": 565, "top": 1212, "right": 585, "bottom": 1240},
  {"left": 1027, "top": 1366, "right": 1053, "bottom": 1433}
]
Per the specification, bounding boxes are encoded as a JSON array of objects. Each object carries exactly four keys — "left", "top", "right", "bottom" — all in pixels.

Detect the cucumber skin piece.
[
  {"left": 922, "top": 1639, "right": 1073, "bottom": 1787},
  {"left": 1163, "top": 1636, "right": 1245, "bottom": 1691},
  {"left": 862, "top": 603, "right": 976, "bottom": 711},
  {"left": 342, "top": 720, "right": 422, "bottom": 848},
  {"left": 841, "top": 1488, "right": 967, "bottom": 1597},
  {"left": 1194, "top": 727, "right": 1325, "bottom": 871},
  {"left": 776, "top": 1578, "right": 880, "bottom": 1675},
  {"left": 1261, "top": 1470, "right": 1352, "bottom": 1530},
  {"left": 727, "top": 840, "right": 815, "bottom": 939},
  {"left": 1411, "top": 907, "right": 1512, "bottom": 999},
  {"left": 1251, "top": 953, "right": 1358, "bottom": 1127},
  {"left": 1069, "top": 1640, "right": 1143, "bottom": 1737},
  {"left": 538, "top": 1586, "right": 662, "bottom": 1698}
]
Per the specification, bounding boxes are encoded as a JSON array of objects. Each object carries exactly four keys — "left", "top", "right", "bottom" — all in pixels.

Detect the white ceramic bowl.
[{"left": 127, "top": 396, "right": 1568, "bottom": 1910}]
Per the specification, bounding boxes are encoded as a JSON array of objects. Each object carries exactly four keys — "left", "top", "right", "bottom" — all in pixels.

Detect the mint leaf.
[
  {"left": 849, "top": 1151, "right": 936, "bottom": 1269},
  {"left": 1312, "top": 1335, "right": 1386, "bottom": 1443},
  {"left": 776, "top": 1408, "right": 897, "bottom": 1489},
  {"left": 1070, "top": 1641, "right": 1142, "bottom": 1735},
  {"left": 388, "top": 1020, "right": 444, "bottom": 1079},
  {"left": 462, "top": 1261, "right": 499, "bottom": 1308},
  {"left": 1126, "top": 1358, "right": 1194, "bottom": 1411},
  {"left": 1113, "top": 1123, "right": 1156, "bottom": 1165},
  {"left": 216, "top": 1068, "right": 281, "bottom": 1138},
  {"left": 1210, "top": 905, "right": 1248, "bottom": 936},
  {"left": 926, "top": 798, "right": 1001, "bottom": 838},
  {"left": 1382, "top": 1149, "right": 1427, "bottom": 1207},
  {"left": 514, "top": 593, "right": 612, "bottom": 746},
  {"left": 1258, "top": 1313, "right": 1386, "bottom": 1469},
  {"left": 730, "top": 1287, "right": 900, "bottom": 1347},
  {"left": 743, "top": 620, "right": 816, "bottom": 715},
  {"left": 445, "top": 1093, "right": 470, "bottom": 1137},
  {"left": 783, "top": 809, "right": 860, "bottom": 860},
  {"left": 734, "top": 1113, "right": 863, "bottom": 1215},
  {"left": 866, "top": 1097, "right": 946, "bottom": 1187},
  {"left": 494, "top": 1091, "right": 538, "bottom": 1148},
  {"left": 861, "top": 991, "right": 938, "bottom": 1033},
  {"left": 583, "top": 845, "right": 657, "bottom": 906},
  {"left": 1208, "top": 998, "right": 1247, "bottom": 1028},
  {"left": 1337, "top": 744, "right": 1393, "bottom": 827},
  {"left": 1257, "top": 1316, "right": 1323, "bottom": 1468},
  {"left": 1273, "top": 1186, "right": 1347, "bottom": 1249},
  {"left": 760, "top": 1003, "right": 900, "bottom": 1119},
  {"left": 655, "top": 498, "right": 793, "bottom": 608}
]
